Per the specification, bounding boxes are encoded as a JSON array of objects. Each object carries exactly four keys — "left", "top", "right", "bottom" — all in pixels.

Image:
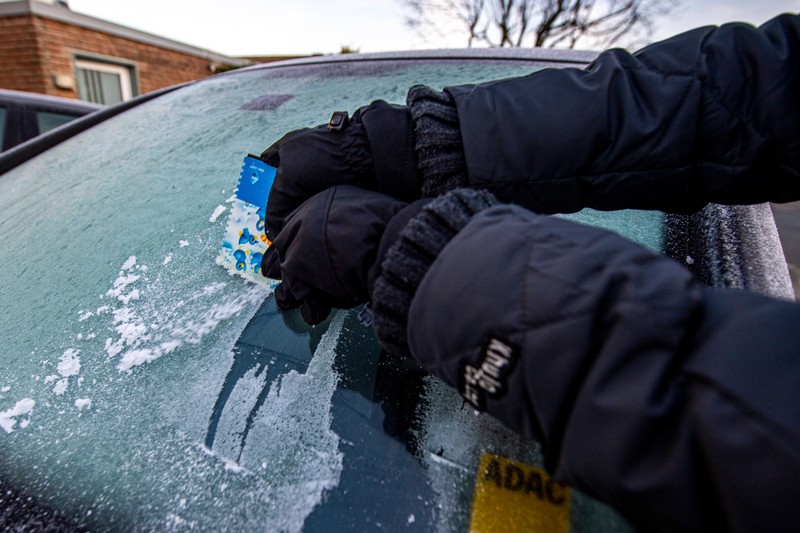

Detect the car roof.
[
  {"left": 234, "top": 47, "right": 599, "bottom": 73},
  {"left": 0, "top": 88, "right": 103, "bottom": 113}
]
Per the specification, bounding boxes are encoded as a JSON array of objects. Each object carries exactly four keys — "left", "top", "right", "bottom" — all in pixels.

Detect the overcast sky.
[{"left": 66, "top": 0, "right": 799, "bottom": 56}]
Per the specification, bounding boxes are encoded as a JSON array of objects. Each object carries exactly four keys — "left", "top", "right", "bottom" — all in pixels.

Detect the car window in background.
[
  {"left": 0, "top": 106, "right": 6, "bottom": 148},
  {"left": 0, "top": 59, "right": 649, "bottom": 532},
  {"left": 35, "top": 110, "right": 81, "bottom": 134},
  {"left": 0, "top": 90, "right": 102, "bottom": 152}
]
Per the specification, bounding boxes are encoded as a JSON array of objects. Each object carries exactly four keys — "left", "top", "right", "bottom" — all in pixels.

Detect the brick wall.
[
  {"left": 0, "top": 13, "right": 235, "bottom": 99},
  {"left": 0, "top": 16, "right": 48, "bottom": 93}
]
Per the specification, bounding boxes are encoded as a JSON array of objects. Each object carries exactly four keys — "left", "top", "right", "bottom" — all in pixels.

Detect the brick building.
[{"left": 0, "top": 0, "right": 251, "bottom": 104}]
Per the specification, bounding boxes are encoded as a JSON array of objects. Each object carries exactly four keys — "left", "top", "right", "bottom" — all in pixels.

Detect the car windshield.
[{"left": 0, "top": 59, "right": 654, "bottom": 531}]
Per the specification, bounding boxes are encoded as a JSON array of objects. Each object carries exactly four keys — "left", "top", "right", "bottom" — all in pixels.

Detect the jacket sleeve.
[
  {"left": 443, "top": 14, "right": 800, "bottom": 214},
  {"left": 403, "top": 205, "right": 800, "bottom": 532}
]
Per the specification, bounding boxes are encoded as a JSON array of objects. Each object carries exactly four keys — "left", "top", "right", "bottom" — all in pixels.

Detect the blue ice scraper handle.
[{"left": 237, "top": 154, "right": 276, "bottom": 208}]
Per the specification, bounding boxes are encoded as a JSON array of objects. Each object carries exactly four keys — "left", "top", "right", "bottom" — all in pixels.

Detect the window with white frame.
[{"left": 75, "top": 58, "right": 134, "bottom": 105}]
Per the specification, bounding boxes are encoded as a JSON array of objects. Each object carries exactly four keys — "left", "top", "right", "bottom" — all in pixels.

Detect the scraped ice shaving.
[
  {"left": 44, "top": 375, "right": 58, "bottom": 384},
  {"left": 224, "top": 458, "right": 245, "bottom": 473},
  {"left": 53, "top": 379, "right": 68, "bottom": 395},
  {"left": 116, "top": 292, "right": 261, "bottom": 372},
  {"left": 86, "top": 253, "right": 270, "bottom": 383},
  {"left": 107, "top": 274, "right": 141, "bottom": 300},
  {"left": 163, "top": 254, "right": 173, "bottom": 266},
  {"left": 119, "top": 289, "right": 140, "bottom": 305},
  {"left": 75, "top": 398, "right": 92, "bottom": 411},
  {"left": 78, "top": 311, "right": 94, "bottom": 321},
  {"left": 209, "top": 205, "right": 227, "bottom": 223},
  {"left": 179, "top": 240, "right": 190, "bottom": 248},
  {"left": 201, "top": 282, "right": 226, "bottom": 296},
  {"left": 117, "top": 348, "right": 163, "bottom": 370},
  {"left": 1, "top": 386, "right": 9, "bottom": 393},
  {"left": 0, "top": 398, "right": 35, "bottom": 433},
  {"left": 57, "top": 348, "right": 81, "bottom": 377}
]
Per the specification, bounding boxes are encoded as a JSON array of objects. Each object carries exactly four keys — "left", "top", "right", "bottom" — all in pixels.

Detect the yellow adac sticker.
[{"left": 469, "top": 453, "right": 570, "bottom": 533}]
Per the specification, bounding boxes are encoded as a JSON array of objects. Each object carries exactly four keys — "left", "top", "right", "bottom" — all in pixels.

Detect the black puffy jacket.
[
  {"left": 445, "top": 14, "right": 800, "bottom": 214},
  {"left": 374, "top": 13, "right": 800, "bottom": 533}
]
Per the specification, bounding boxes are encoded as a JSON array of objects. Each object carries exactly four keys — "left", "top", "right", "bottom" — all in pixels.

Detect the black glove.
[
  {"left": 262, "top": 185, "right": 426, "bottom": 325},
  {"left": 261, "top": 101, "right": 420, "bottom": 240}
]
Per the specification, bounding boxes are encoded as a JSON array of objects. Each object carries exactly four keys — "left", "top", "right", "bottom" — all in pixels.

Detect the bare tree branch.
[{"left": 401, "top": 0, "right": 681, "bottom": 50}]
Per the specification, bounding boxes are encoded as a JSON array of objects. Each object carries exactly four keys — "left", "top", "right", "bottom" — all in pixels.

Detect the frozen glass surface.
[{"left": 0, "top": 59, "right": 651, "bottom": 531}]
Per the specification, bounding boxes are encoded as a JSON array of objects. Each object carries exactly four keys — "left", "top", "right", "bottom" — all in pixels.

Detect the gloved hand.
[
  {"left": 262, "top": 185, "right": 426, "bottom": 325},
  {"left": 261, "top": 101, "right": 420, "bottom": 240}
]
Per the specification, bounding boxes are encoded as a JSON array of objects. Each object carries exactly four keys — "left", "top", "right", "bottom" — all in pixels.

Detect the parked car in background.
[
  {"left": 0, "top": 89, "right": 101, "bottom": 152},
  {"left": 0, "top": 50, "right": 793, "bottom": 532}
]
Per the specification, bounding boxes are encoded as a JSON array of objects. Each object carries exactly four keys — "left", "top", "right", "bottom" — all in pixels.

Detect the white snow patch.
[
  {"left": 225, "top": 194, "right": 236, "bottom": 203},
  {"left": 119, "top": 289, "right": 140, "bottom": 305},
  {"left": 179, "top": 240, "right": 190, "bottom": 248},
  {"left": 1, "top": 398, "right": 35, "bottom": 433},
  {"left": 106, "top": 274, "right": 141, "bottom": 300},
  {"left": 44, "top": 375, "right": 58, "bottom": 384},
  {"left": 163, "top": 254, "right": 173, "bottom": 266},
  {"left": 57, "top": 349, "right": 81, "bottom": 377},
  {"left": 0, "top": 386, "right": 9, "bottom": 393},
  {"left": 117, "top": 348, "right": 159, "bottom": 371},
  {"left": 104, "top": 337, "right": 122, "bottom": 358},
  {"left": 209, "top": 205, "right": 227, "bottom": 223},
  {"left": 121, "top": 256, "right": 137, "bottom": 271},
  {"left": 53, "top": 379, "right": 68, "bottom": 396},
  {"left": 75, "top": 398, "right": 92, "bottom": 411}
]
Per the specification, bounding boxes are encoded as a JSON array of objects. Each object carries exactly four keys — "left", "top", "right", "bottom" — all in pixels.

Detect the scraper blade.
[{"left": 217, "top": 154, "right": 277, "bottom": 288}]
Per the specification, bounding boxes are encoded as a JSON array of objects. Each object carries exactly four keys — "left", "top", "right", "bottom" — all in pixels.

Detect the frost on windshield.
[
  {"left": 0, "top": 66, "right": 365, "bottom": 528},
  {"left": 0, "top": 399, "right": 35, "bottom": 434},
  {"left": 0, "top": 60, "right": 648, "bottom": 531}
]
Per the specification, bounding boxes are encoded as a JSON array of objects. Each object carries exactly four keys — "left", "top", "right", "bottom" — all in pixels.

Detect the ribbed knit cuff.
[
  {"left": 372, "top": 189, "right": 499, "bottom": 357},
  {"left": 406, "top": 85, "right": 469, "bottom": 197}
]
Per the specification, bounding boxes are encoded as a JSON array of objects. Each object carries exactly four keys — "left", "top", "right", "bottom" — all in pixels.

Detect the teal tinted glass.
[
  {"left": 0, "top": 60, "right": 652, "bottom": 531},
  {"left": 35, "top": 110, "right": 79, "bottom": 134}
]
